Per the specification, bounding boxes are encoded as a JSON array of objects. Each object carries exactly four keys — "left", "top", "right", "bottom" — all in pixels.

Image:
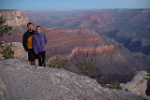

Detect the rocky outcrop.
[
  {"left": 0, "top": 10, "right": 28, "bottom": 26},
  {"left": 0, "top": 78, "right": 7, "bottom": 100},
  {"left": 0, "top": 10, "right": 30, "bottom": 42},
  {"left": 11, "top": 42, "right": 27, "bottom": 60},
  {"left": 121, "top": 71, "right": 150, "bottom": 96},
  {"left": 0, "top": 58, "right": 145, "bottom": 100},
  {"left": 0, "top": 41, "right": 27, "bottom": 60}
]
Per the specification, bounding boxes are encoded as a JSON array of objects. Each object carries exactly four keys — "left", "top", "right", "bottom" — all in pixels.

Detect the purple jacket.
[{"left": 32, "top": 32, "right": 47, "bottom": 54}]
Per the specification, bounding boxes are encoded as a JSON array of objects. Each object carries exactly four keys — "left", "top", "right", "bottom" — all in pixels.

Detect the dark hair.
[
  {"left": 27, "top": 22, "right": 34, "bottom": 27},
  {"left": 36, "top": 25, "right": 41, "bottom": 29}
]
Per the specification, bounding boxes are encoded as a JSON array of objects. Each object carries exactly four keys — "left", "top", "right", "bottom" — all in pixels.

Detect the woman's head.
[{"left": 36, "top": 26, "right": 41, "bottom": 33}]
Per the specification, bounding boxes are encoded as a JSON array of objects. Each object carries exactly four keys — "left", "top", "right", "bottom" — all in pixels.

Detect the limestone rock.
[
  {"left": 11, "top": 42, "right": 27, "bottom": 60},
  {"left": 0, "top": 58, "right": 145, "bottom": 100},
  {"left": 0, "top": 10, "right": 28, "bottom": 26},
  {"left": 0, "top": 78, "right": 7, "bottom": 100},
  {"left": 121, "top": 71, "right": 149, "bottom": 96},
  {"left": 0, "top": 42, "right": 27, "bottom": 60}
]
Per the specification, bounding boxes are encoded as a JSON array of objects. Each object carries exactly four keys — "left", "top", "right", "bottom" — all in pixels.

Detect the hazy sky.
[{"left": 0, "top": 0, "right": 150, "bottom": 11}]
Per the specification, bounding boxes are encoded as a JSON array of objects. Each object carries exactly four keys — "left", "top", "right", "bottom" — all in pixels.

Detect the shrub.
[
  {"left": 0, "top": 41, "right": 4, "bottom": 49},
  {"left": 47, "top": 56, "right": 66, "bottom": 68},
  {"left": 1, "top": 44, "right": 14, "bottom": 59},
  {"left": 0, "top": 17, "right": 12, "bottom": 37},
  {"left": 99, "top": 77, "right": 107, "bottom": 85},
  {"left": 110, "top": 80, "right": 122, "bottom": 90},
  {"left": 75, "top": 60, "right": 99, "bottom": 77}
]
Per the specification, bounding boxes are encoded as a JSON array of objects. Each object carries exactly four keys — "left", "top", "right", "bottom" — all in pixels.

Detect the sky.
[{"left": 0, "top": 0, "right": 150, "bottom": 11}]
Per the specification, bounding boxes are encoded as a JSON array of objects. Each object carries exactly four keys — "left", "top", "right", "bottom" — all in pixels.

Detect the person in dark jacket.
[
  {"left": 22, "top": 22, "right": 36, "bottom": 65},
  {"left": 32, "top": 26, "right": 47, "bottom": 66}
]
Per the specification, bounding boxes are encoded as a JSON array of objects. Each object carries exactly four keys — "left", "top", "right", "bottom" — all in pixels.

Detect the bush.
[
  {"left": 75, "top": 60, "right": 99, "bottom": 77},
  {"left": 97, "top": 77, "right": 107, "bottom": 85},
  {"left": 1, "top": 44, "right": 14, "bottom": 59},
  {"left": 110, "top": 80, "right": 122, "bottom": 90},
  {"left": 0, "top": 41, "right": 4, "bottom": 49},
  {"left": 0, "top": 17, "right": 12, "bottom": 37},
  {"left": 47, "top": 56, "right": 66, "bottom": 68}
]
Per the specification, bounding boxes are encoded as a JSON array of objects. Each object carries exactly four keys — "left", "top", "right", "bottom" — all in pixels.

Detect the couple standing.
[{"left": 22, "top": 22, "right": 47, "bottom": 66}]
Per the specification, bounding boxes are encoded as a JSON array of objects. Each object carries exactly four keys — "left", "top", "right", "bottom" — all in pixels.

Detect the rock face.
[
  {"left": 0, "top": 10, "right": 29, "bottom": 42},
  {"left": 0, "top": 58, "right": 145, "bottom": 100},
  {"left": 11, "top": 42, "right": 27, "bottom": 60},
  {"left": 0, "top": 41, "right": 27, "bottom": 60},
  {"left": 0, "top": 78, "right": 7, "bottom": 100},
  {"left": 0, "top": 10, "right": 28, "bottom": 26},
  {"left": 121, "top": 71, "right": 149, "bottom": 96}
]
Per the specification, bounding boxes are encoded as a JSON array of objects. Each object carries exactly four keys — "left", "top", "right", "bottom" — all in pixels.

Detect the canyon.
[
  {"left": 0, "top": 9, "right": 150, "bottom": 83},
  {"left": 25, "top": 9, "right": 150, "bottom": 55},
  {"left": 0, "top": 9, "right": 150, "bottom": 99}
]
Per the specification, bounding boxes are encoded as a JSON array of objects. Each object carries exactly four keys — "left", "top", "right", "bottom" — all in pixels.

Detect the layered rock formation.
[
  {"left": 0, "top": 10, "right": 30, "bottom": 42},
  {"left": 0, "top": 58, "right": 145, "bottom": 100},
  {"left": 102, "top": 29, "right": 150, "bottom": 55},
  {"left": 24, "top": 10, "right": 114, "bottom": 29},
  {"left": 49, "top": 45, "right": 120, "bottom": 61},
  {"left": 45, "top": 28, "right": 105, "bottom": 58},
  {"left": 0, "top": 10, "right": 28, "bottom": 26}
]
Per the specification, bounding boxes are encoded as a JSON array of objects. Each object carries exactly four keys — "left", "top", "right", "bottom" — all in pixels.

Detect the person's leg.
[
  {"left": 28, "top": 49, "right": 36, "bottom": 66},
  {"left": 37, "top": 53, "right": 42, "bottom": 66},
  {"left": 31, "top": 61, "right": 35, "bottom": 65},
  {"left": 41, "top": 51, "right": 46, "bottom": 66}
]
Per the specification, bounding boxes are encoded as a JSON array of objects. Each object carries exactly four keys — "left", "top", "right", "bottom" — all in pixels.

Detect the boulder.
[
  {"left": 121, "top": 71, "right": 150, "bottom": 96},
  {"left": 0, "top": 78, "right": 7, "bottom": 100},
  {"left": 0, "top": 42, "right": 27, "bottom": 60}
]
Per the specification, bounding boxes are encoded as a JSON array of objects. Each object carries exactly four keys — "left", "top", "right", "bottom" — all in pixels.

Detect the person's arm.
[
  {"left": 44, "top": 35, "right": 47, "bottom": 45},
  {"left": 22, "top": 33, "right": 28, "bottom": 52},
  {"left": 32, "top": 36, "right": 38, "bottom": 54}
]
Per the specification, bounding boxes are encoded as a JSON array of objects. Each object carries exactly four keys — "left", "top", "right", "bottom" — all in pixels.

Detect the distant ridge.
[{"left": 0, "top": 9, "right": 18, "bottom": 11}]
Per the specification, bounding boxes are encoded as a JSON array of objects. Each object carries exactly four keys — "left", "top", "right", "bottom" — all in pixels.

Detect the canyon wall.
[{"left": 0, "top": 10, "right": 28, "bottom": 26}]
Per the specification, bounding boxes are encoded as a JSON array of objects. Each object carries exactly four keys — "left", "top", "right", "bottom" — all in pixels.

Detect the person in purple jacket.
[{"left": 32, "top": 26, "right": 47, "bottom": 66}]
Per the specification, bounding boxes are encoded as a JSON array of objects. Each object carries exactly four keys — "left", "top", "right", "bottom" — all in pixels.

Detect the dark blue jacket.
[{"left": 32, "top": 32, "right": 47, "bottom": 54}]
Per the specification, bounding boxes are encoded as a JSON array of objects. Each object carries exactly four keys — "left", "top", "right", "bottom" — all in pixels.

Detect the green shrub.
[
  {"left": 75, "top": 60, "right": 99, "bottom": 77},
  {"left": 0, "top": 17, "right": 12, "bottom": 37},
  {"left": 47, "top": 56, "right": 66, "bottom": 68},
  {"left": 110, "top": 80, "right": 122, "bottom": 90},
  {"left": 99, "top": 77, "right": 107, "bottom": 85},
  {"left": 1, "top": 44, "right": 14, "bottom": 59},
  {"left": 0, "top": 41, "right": 4, "bottom": 49}
]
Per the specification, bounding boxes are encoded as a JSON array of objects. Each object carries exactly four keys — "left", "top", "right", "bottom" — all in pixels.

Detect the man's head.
[{"left": 27, "top": 22, "right": 34, "bottom": 32}]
